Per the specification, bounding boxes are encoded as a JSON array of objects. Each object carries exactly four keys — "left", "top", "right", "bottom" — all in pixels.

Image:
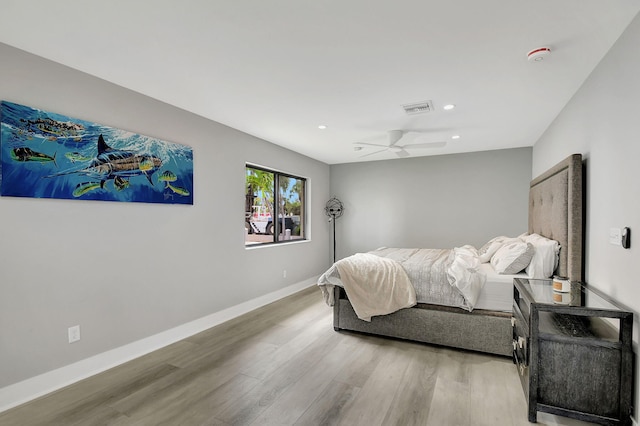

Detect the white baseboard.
[{"left": 0, "top": 278, "right": 318, "bottom": 413}]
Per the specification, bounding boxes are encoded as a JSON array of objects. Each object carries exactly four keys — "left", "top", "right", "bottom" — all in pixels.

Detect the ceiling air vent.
[{"left": 402, "top": 100, "right": 434, "bottom": 115}]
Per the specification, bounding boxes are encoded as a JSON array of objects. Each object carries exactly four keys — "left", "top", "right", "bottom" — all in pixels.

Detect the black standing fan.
[{"left": 325, "top": 197, "right": 344, "bottom": 262}]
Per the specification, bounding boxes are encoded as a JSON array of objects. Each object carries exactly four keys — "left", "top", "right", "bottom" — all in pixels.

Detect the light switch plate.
[{"left": 610, "top": 228, "right": 622, "bottom": 246}]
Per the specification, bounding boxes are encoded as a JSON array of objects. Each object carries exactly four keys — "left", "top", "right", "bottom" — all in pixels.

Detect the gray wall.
[
  {"left": 0, "top": 43, "right": 331, "bottom": 389},
  {"left": 330, "top": 148, "right": 532, "bottom": 259},
  {"left": 532, "top": 12, "right": 640, "bottom": 421}
]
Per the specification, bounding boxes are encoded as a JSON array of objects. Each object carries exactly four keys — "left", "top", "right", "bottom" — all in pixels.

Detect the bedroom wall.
[
  {"left": 329, "top": 147, "right": 532, "bottom": 259},
  {"left": 532, "top": 12, "right": 640, "bottom": 423},
  {"left": 0, "top": 43, "right": 331, "bottom": 402}
]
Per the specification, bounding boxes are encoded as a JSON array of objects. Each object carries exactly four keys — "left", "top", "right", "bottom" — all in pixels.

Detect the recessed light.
[
  {"left": 318, "top": 125, "right": 327, "bottom": 130},
  {"left": 443, "top": 104, "right": 456, "bottom": 111},
  {"left": 451, "top": 135, "right": 460, "bottom": 140}
]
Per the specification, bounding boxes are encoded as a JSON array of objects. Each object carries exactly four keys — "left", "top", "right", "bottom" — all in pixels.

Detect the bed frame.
[{"left": 333, "top": 154, "right": 583, "bottom": 356}]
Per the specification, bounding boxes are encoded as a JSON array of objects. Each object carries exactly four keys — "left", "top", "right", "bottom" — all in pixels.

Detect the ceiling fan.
[{"left": 354, "top": 130, "right": 446, "bottom": 158}]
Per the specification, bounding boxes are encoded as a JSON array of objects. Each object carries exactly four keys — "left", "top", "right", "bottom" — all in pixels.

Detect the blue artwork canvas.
[{"left": 0, "top": 101, "right": 193, "bottom": 204}]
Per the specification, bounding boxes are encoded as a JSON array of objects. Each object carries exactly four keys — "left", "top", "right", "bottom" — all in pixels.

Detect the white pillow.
[
  {"left": 491, "top": 241, "right": 535, "bottom": 274},
  {"left": 478, "top": 236, "right": 519, "bottom": 263},
  {"left": 523, "top": 233, "right": 560, "bottom": 279}
]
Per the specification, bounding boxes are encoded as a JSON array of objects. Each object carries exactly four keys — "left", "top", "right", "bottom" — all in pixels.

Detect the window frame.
[{"left": 245, "top": 164, "right": 307, "bottom": 246}]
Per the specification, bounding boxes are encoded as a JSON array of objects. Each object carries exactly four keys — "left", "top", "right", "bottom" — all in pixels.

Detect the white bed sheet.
[{"left": 474, "top": 263, "right": 525, "bottom": 312}]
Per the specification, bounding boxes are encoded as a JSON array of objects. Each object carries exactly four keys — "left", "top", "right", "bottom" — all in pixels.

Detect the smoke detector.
[{"left": 527, "top": 47, "right": 551, "bottom": 62}]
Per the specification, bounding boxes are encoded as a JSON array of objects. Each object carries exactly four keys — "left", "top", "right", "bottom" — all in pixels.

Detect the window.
[{"left": 245, "top": 165, "right": 306, "bottom": 246}]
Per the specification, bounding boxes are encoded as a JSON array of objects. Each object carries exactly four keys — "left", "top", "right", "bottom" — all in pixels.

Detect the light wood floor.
[{"left": 0, "top": 286, "right": 593, "bottom": 426}]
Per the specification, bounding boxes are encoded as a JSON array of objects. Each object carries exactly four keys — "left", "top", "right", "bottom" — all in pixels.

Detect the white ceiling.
[{"left": 1, "top": 1, "right": 639, "bottom": 164}]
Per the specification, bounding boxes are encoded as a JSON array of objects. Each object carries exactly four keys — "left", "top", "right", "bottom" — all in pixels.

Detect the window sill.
[{"left": 244, "top": 239, "right": 309, "bottom": 250}]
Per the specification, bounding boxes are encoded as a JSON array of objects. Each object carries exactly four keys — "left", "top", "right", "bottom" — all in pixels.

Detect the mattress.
[{"left": 474, "top": 263, "right": 524, "bottom": 312}]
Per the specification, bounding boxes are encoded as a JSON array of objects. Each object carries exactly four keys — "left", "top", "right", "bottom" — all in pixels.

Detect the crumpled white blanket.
[
  {"left": 318, "top": 245, "right": 486, "bottom": 318},
  {"left": 323, "top": 253, "right": 416, "bottom": 321}
]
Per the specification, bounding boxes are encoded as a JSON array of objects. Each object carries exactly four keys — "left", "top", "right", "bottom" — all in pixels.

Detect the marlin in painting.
[{"left": 45, "top": 134, "right": 163, "bottom": 188}]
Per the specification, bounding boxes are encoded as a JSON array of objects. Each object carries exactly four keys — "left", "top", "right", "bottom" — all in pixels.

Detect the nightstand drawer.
[
  {"left": 511, "top": 307, "right": 529, "bottom": 366},
  {"left": 513, "top": 347, "right": 529, "bottom": 400}
]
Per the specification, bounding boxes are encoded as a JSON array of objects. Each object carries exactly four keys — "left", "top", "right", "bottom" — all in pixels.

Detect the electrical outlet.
[
  {"left": 283, "top": 269, "right": 287, "bottom": 278},
  {"left": 68, "top": 325, "right": 81, "bottom": 343}
]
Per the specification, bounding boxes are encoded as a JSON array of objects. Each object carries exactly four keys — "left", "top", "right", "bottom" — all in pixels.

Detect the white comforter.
[
  {"left": 318, "top": 245, "right": 486, "bottom": 321},
  {"left": 332, "top": 253, "right": 416, "bottom": 322}
]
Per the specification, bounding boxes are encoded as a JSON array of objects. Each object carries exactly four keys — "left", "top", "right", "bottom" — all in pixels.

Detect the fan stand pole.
[{"left": 332, "top": 214, "right": 336, "bottom": 263}]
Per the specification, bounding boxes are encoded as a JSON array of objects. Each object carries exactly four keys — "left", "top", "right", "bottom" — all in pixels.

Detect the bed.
[{"left": 318, "top": 154, "right": 583, "bottom": 357}]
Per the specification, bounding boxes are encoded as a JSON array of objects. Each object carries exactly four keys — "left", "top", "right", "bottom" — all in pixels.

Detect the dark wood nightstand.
[{"left": 512, "top": 277, "right": 633, "bottom": 425}]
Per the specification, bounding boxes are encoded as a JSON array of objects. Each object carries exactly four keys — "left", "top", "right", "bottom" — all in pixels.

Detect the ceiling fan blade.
[
  {"left": 401, "top": 141, "right": 447, "bottom": 149},
  {"left": 388, "top": 130, "right": 405, "bottom": 146},
  {"left": 359, "top": 148, "right": 388, "bottom": 158},
  {"left": 354, "top": 142, "right": 389, "bottom": 148},
  {"left": 395, "top": 149, "right": 410, "bottom": 158},
  {"left": 355, "top": 132, "right": 444, "bottom": 159}
]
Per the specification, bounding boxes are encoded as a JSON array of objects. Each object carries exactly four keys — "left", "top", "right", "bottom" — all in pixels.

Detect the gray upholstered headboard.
[{"left": 528, "top": 154, "right": 583, "bottom": 281}]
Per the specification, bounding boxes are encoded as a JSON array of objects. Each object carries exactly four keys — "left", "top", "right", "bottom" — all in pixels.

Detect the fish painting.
[
  {"left": 10, "top": 147, "right": 58, "bottom": 167},
  {"left": 158, "top": 170, "right": 177, "bottom": 183},
  {"left": 166, "top": 184, "right": 190, "bottom": 196},
  {"left": 90, "top": 135, "right": 163, "bottom": 187},
  {"left": 113, "top": 176, "right": 130, "bottom": 191},
  {"left": 72, "top": 181, "right": 101, "bottom": 197},
  {"left": 158, "top": 169, "right": 190, "bottom": 197},
  {"left": 65, "top": 152, "right": 91, "bottom": 163},
  {"left": 1, "top": 100, "right": 193, "bottom": 204},
  {"left": 46, "top": 134, "right": 163, "bottom": 189}
]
